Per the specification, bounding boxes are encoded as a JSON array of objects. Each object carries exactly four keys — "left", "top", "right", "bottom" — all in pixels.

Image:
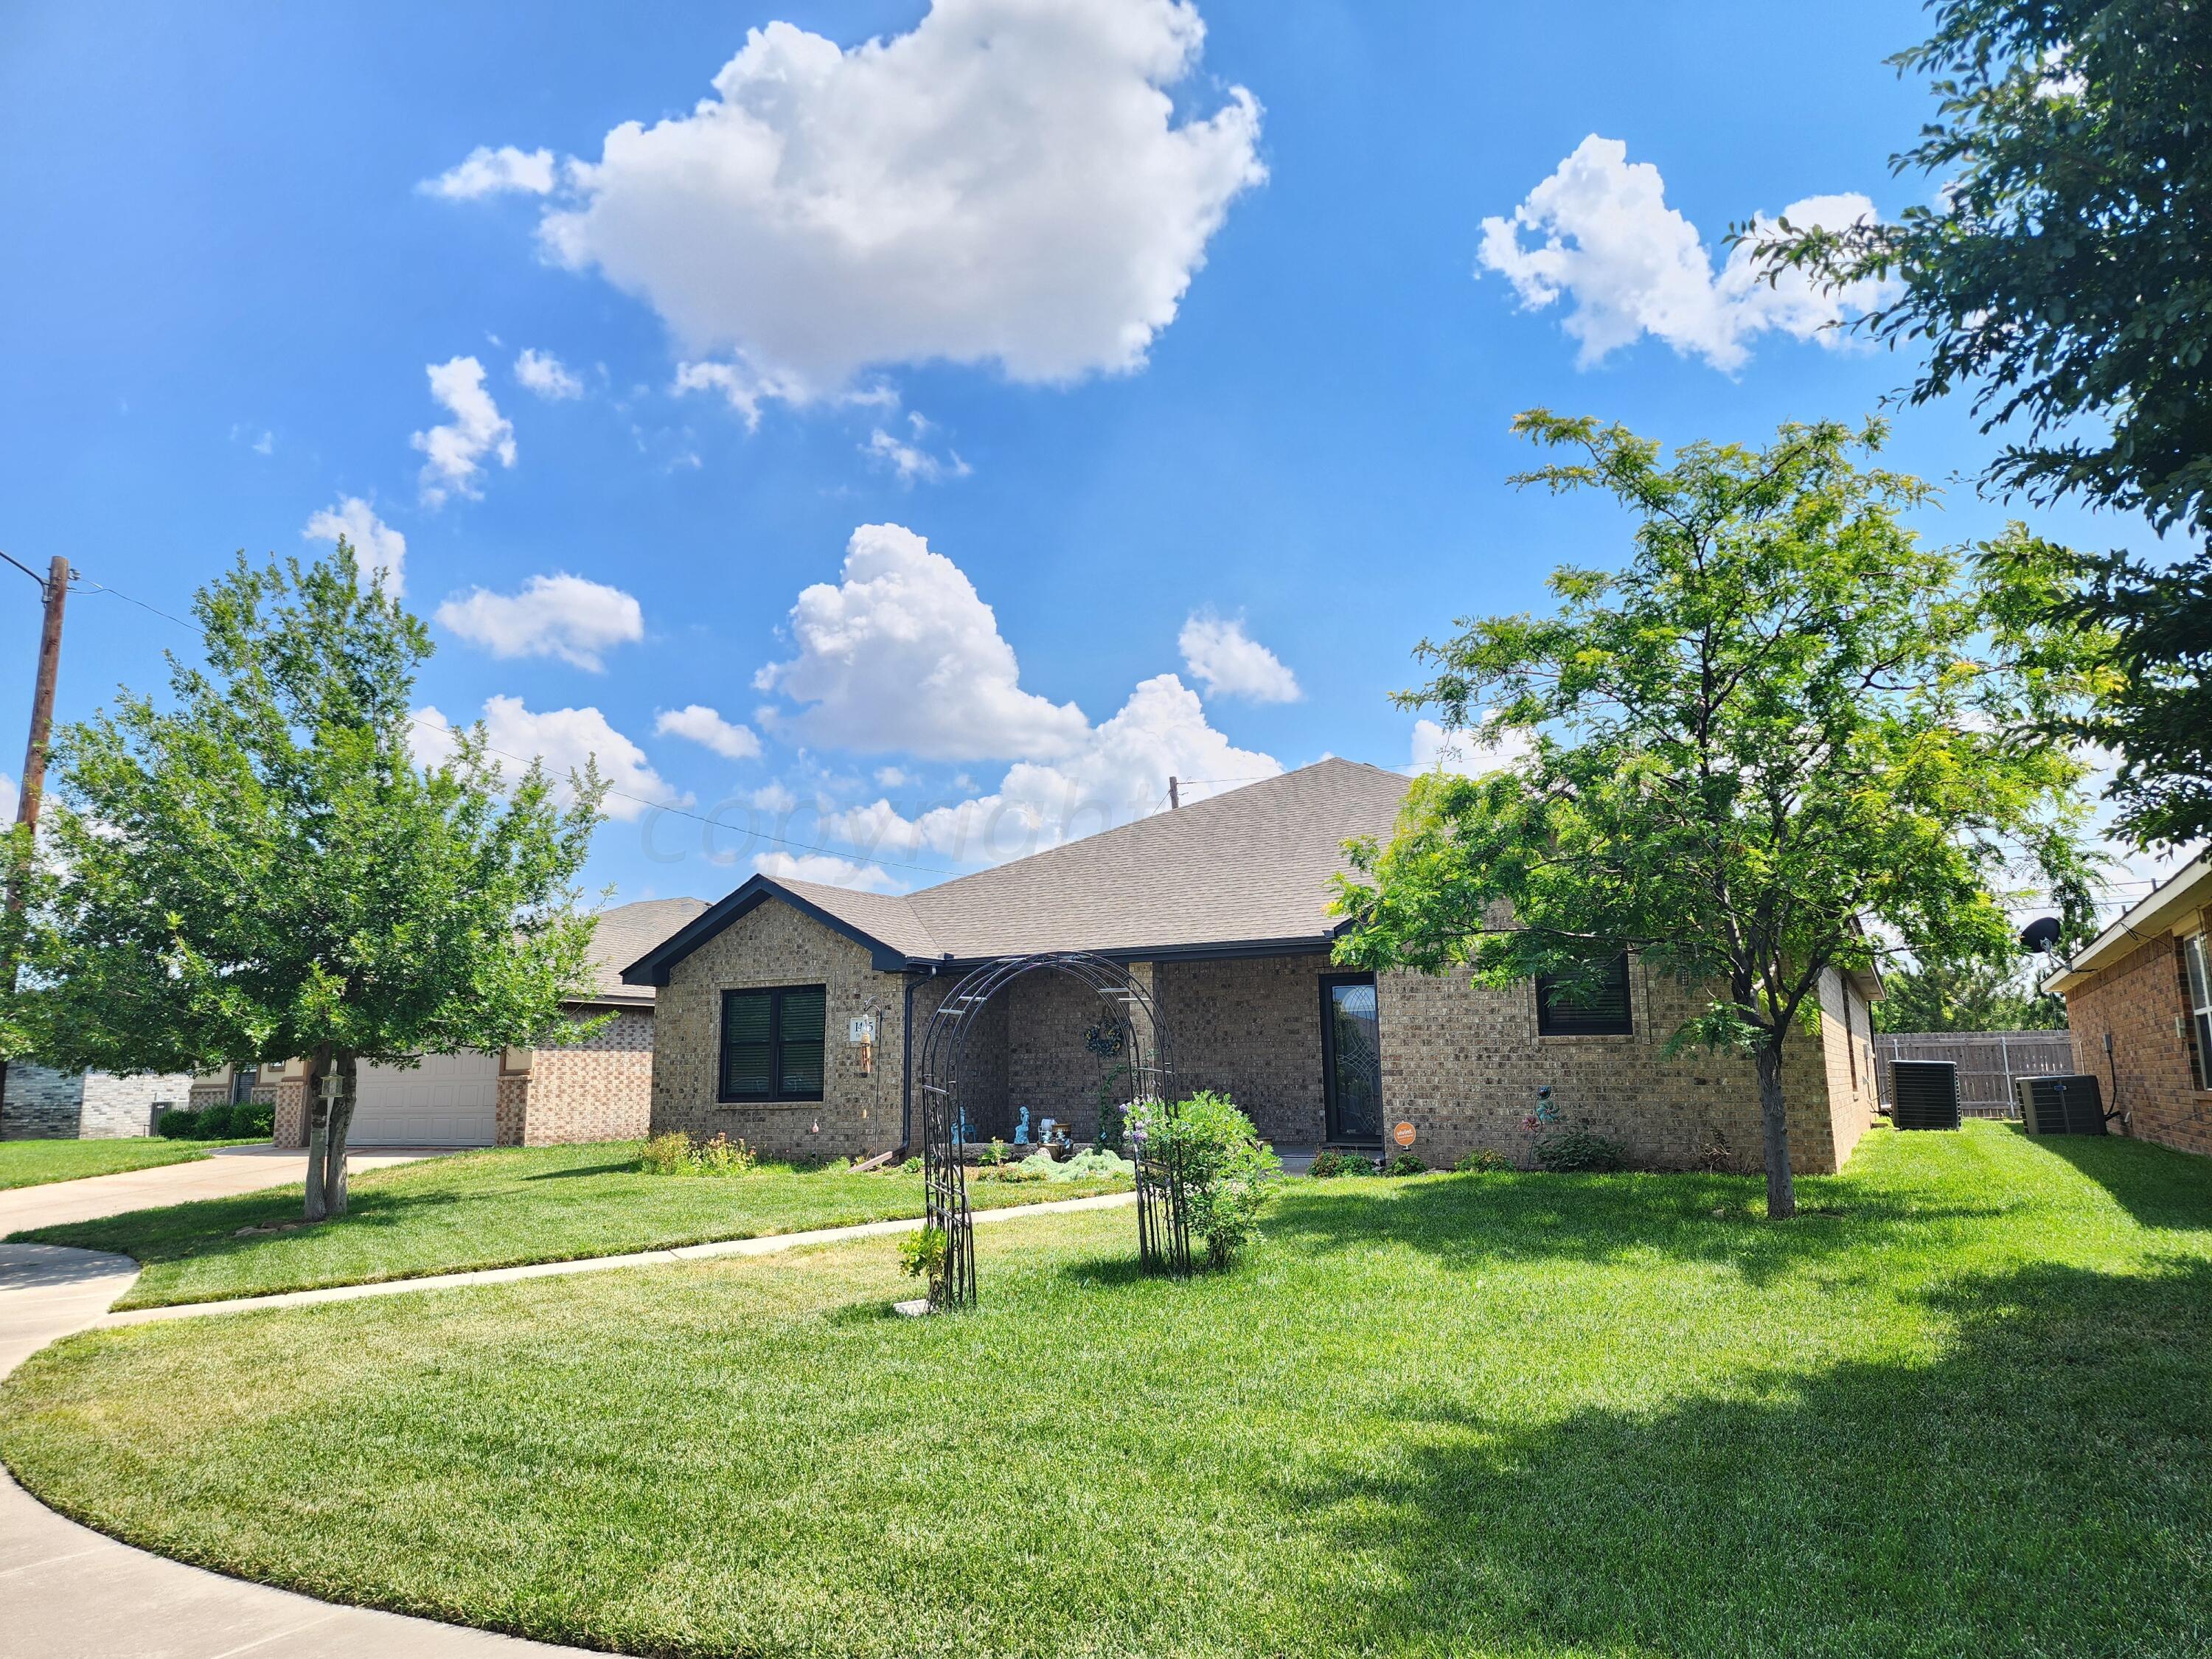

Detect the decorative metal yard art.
[{"left": 917, "top": 952, "right": 1188, "bottom": 1309}]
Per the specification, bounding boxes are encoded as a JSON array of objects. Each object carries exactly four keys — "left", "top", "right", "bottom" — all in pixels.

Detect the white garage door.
[{"left": 351, "top": 1051, "right": 499, "bottom": 1147}]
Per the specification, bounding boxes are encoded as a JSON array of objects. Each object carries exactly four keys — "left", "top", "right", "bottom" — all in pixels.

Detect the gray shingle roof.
[
  {"left": 625, "top": 759, "right": 1411, "bottom": 984},
  {"left": 581, "top": 897, "right": 710, "bottom": 1003}
]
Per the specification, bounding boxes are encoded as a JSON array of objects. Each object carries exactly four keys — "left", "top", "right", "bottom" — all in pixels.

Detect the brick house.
[
  {"left": 0, "top": 1064, "right": 197, "bottom": 1140},
  {"left": 258, "top": 897, "right": 706, "bottom": 1150},
  {"left": 622, "top": 760, "right": 1883, "bottom": 1172},
  {"left": 2044, "top": 850, "right": 2212, "bottom": 1159}
]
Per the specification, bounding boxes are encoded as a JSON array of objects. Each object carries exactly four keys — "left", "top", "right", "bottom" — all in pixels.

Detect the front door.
[{"left": 1321, "top": 973, "right": 1383, "bottom": 1145}]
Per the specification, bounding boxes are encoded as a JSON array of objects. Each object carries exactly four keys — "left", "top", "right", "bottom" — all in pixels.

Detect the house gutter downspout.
[{"left": 896, "top": 965, "right": 925, "bottom": 1160}]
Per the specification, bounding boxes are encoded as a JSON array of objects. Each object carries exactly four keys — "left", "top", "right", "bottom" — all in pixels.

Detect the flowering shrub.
[
  {"left": 1133, "top": 1091, "right": 1281, "bottom": 1270},
  {"left": 637, "top": 1130, "right": 758, "bottom": 1178}
]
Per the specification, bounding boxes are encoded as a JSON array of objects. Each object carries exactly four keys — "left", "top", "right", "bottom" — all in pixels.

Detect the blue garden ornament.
[{"left": 1014, "top": 1106, "right": 1030, "bottom": 1145}]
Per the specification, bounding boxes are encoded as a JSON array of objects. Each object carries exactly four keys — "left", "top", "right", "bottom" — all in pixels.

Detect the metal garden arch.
[{"left": 917, "top": 952, "right": 1189, "bottom": 1308}]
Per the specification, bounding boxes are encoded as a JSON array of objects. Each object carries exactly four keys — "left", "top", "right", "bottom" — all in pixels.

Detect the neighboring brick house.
[
  {"left": 0, "top": 1064, "right": 196, "bottom": 1140},
  {"left": 2045, "top": 851, "right": 2212, "bottom": 1159},
  {"left": 265, "top": 897, "right": 706, "bottom": 1149},
  {"left": 624, "top": 760, "right": 1883, "bottom": 1172}
]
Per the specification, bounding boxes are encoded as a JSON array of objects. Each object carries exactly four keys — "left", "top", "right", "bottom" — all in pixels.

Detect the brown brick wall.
[
  {"left": 641, "top": 900, "right": 1864, "bottom": 1173},
  {"left": 2062, "top": 926, "right": 2212, "bottom": 1159},
  {"left": 1374, "top": 959, "right": 1855, "bottom": 1174},
  {"left": 273, "top": 1077, "right": 307, "bottom": 1149},
  {"left": 1157, "top": 953, "right": 1330, "bottom": 1147},
  {"left": 652, "top": 900, "right": 905, "bottom": 1161}
]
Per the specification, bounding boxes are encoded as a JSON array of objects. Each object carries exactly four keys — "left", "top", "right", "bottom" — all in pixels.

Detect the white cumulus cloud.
[
  {"left": 752, "top": 850, "right": 903, "bottom": 894},
  {"left": 420, "top": 145, "right": 557, "bottom": 200},
  {"left": 434, "top": 574, "right": 644, "bottom": 671},
  {"left": 411, "top": 697, "right": 687, "bottom": 822},
  {"left": 514, "top": 348, "right": 585, "bottom": 400},
  {"left": 757, "top": 522, "right": 1091, "bottom": 762},
  {"left": 1411, "top": 716, "right": 1533, "bottom": 779},
  {"left": 1478, "top": 135, "right": 1896, "bottom": 372},
  {"left": 655, "top": 703, "right": 762, "bottom": 760},
  {"left": 451, "top": 0, "right": 1263, "bottom": 408},
  {"left": 826, "top": 673, "right": 1281, "bottom": 867},
  {"left": 412, "top": 356, "right": 517, "bottom": 506},
  {"left": 863, "top": 414, "right": 970, "bottom": 485},
  {"left": 302, "top": 497, "right": 408, "bottom": 594},
  {"left": 1179, "top": 611, "right": 1300, "bottom": 703}
]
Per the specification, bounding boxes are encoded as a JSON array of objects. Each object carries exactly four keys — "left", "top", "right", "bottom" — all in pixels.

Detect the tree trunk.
[
  {"left": 1756, "top": 1038, "right": 1797, "bottom": 1220},
  {"left": 302, "top": 1048, "right": 331, "bottom": 1223},
  {"left": 321, "top": 1049, "right": 357, "bottom": 1217}
]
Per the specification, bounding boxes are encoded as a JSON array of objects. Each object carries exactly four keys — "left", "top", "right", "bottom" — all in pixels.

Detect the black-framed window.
[
  {"left": 1535, "top": 953, "right": 1634, "bottom": 1037},
  {"left": 720, "top": 985, "right": 827, "bottom": 1102}
]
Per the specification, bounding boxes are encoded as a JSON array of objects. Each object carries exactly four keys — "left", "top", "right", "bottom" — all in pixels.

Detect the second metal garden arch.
[{"left": 917, "top": 952, "right": 1189, "bottom": 1308}]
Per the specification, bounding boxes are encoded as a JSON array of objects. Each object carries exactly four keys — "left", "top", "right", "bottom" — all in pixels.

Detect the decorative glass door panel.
[{"left": 1322, "top": 975, "right": 1383, "bottom": 1145}]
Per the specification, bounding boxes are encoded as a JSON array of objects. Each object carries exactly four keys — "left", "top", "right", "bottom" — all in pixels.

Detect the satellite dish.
[{"left": 2019, "top": 916, "right": 2064, "bottom": 955}]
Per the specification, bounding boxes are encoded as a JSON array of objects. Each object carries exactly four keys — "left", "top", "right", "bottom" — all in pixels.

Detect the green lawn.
[
  {"left": 7, "top": 1140, "right": 1129, "bottom": 1308},
  {"left": 6, "top": 1123, "right": 2209, "bottom": 1658},
  {"left": 0, "top": 1136, "right": 222, "bottom": 1192}
]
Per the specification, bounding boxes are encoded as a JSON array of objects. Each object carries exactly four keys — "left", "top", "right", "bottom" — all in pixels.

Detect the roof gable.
[{"left": 621, "top": 758, "right": 1411, "bottom": 984}]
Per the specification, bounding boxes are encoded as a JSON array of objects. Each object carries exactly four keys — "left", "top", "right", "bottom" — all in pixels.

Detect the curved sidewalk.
[{"left": 1, "top": 1189, "right": 1137, "bottom": 1657}]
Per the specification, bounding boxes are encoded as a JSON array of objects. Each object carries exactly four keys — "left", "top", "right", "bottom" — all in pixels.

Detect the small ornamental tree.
[
  {"left": 21, "top": 543, "right": 605, "bottom": 1220},
  {"left": 1332, "top": 413, "right": 2101, "bottom": 1219}
]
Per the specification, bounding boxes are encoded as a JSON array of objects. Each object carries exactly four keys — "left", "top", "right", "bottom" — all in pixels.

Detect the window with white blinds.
[{"left": 2185, "top": 935, "right": 2212, "bottom": 1093}]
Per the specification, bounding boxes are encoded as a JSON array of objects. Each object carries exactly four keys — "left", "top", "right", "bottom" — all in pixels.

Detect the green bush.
[
  {"left": 1051, "top": 1147, "right": 1135, "bottom": 1183},
  {"left": 899, "top": 1155, "right": 923, "bottom": 1175},
  {"left": 898, "top": 1225, "right": 948, "bottom": 1281},
  {"left": 637, "top": 1130, "right": 757, "bottom": 1178},
  {"left": 157, "top": 1102, "right": 276, "bottom": 1141},
  {"left": 1308, "top": 1150, "right": 1376, "bottom": 1178},
  {"left": 1385, "top": 1153, "right": 1427, "bottom": 1176},
  {"left": 979, "top": 1138, "right": 1009, "bottom": 1166},
  {"left": 1130, "top": 1091, "right": 1281, "bottom": 1270},
  {"left": 1533, "top": 1125, "right": 1628, "bottom": 1173},
  {"left": 1453, "top": 1147, "right": 1514, "bottom": 1174}
]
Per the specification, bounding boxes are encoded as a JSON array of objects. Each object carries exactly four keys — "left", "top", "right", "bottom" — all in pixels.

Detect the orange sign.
[{"left": 1391, "top": 1121, "right": 1416, "bottom": 1147}]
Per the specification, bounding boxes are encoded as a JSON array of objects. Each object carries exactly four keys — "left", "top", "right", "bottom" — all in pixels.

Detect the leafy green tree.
[
  {"left": 1747, "top": 0, "right": 2211, "bottom": 846},
  {"left": 21, "top": 544, "right": 604, "bottom": 1218},
  {"left": 1333, "top": 413, "right": 2100, "bottom": 1218},
  {"left": 1873, "top": 957, "right": 2067, "bottom": 1033}
]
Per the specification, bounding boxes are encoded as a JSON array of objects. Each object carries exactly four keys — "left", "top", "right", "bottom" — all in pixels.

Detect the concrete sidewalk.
[
  {"left": 1, "top": 1144, "right": 447, "bottom": 1235},
  {"left": 102, "top": 1189, "right": 1141, "bottom": 1327}
]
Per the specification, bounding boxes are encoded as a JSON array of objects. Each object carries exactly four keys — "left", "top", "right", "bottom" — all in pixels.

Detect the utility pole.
[
  {"left": 1167, "top": 775, "right": 1180, "bottom": 810},
  {"left": 16, "top": 556, "right": 70, "bottom": 832},
  {"left": 1, "top": 554, "right": 67, "bottom": 1136}
]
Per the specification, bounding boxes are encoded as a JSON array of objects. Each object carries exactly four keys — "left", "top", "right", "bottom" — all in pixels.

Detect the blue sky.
[{"left": 0, "top": 0, "right": 2181, "bottom": 917}]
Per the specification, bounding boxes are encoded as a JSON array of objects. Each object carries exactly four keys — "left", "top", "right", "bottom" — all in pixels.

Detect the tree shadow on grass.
[
  {"left": 1273, "top": 1256, "right": 2212, "bottom": 1658},
  {"left": 523, "top": 1160, "right": 640, "bottom": 1180}
]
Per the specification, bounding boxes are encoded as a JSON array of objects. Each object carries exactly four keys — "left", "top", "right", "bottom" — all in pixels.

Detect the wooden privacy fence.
[{"left": 1874, "top": 1031, "right": 2078, "bottom": 1119}]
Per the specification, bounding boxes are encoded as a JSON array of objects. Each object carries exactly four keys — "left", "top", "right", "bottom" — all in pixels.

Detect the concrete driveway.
[{"left": 0, "top": 1144, "right": 445, "bottom": 1235}]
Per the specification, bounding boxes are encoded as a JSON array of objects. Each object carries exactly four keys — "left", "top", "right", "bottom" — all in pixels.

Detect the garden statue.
[{"left": 1014, "top": 1107, "right": 1030, "bottom": 1144}]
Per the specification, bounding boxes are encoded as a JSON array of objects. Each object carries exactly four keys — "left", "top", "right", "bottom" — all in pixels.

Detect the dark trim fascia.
[{"left": 621, "top": 875, "right": 914, "bottom": 985}]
